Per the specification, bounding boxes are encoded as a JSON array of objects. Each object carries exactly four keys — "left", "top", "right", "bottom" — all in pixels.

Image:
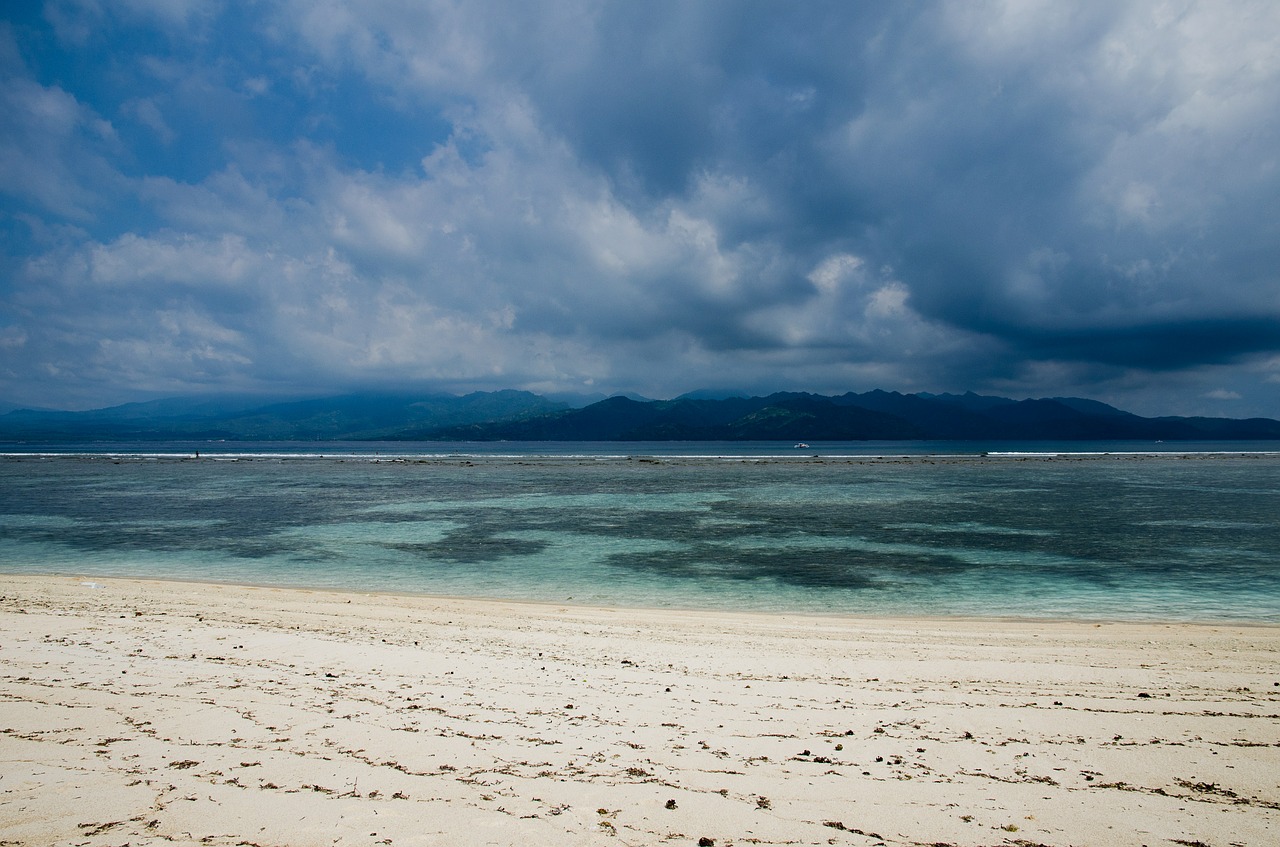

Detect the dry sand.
[{"left": 1, "top": 574, "right": 1278, "bottom": 847}]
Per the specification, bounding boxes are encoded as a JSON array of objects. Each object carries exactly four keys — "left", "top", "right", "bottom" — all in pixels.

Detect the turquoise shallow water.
[{"left": 1, "top": 443, "right": 1278, "bottom": 622}]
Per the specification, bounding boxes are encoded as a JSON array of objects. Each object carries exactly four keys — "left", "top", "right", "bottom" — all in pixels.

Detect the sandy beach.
[{"left": 1, "top": 575, "right": 1278, "bottom": 846}]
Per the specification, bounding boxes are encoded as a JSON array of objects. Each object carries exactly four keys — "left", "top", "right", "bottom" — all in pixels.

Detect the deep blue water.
[{"left": 1, "top": 442, "right": 1278, "bottom": 622}]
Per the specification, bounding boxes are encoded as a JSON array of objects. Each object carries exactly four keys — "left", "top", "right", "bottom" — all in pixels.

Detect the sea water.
[{"left": 1, "top": 442, "right": 1278, "bottom": 622}]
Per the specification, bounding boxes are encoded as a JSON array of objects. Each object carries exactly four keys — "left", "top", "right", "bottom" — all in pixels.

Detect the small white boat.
[{"left": 793, "top": 442, "right": 810, "bottom": 449}]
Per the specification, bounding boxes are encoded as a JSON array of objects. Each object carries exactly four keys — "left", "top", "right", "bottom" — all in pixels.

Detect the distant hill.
[
  {"left": 1, "top": 388, "right": 1277, "bottom": 442},
  {"left": 0, "top": 390, "right": 566, "bottom": 442},
  {"left": 425, "top": 390, "right": 1280, "bottom": 442}
]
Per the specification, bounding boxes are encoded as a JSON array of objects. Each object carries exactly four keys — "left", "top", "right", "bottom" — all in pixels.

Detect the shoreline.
[
  {"left": 15, "top": 569, "right": 1280, "bottom": 628},
  {"left": 3, "top": 573, "right": 1279, "bottom": 846}
]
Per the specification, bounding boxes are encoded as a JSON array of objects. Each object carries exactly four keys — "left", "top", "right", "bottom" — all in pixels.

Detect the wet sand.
[{"left": 1, "top": 574, "right": 1278, "bottom": 846}]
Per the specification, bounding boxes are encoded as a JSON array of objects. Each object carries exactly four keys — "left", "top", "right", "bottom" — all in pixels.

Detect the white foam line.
[{"left": 986, "top": 451, "right": 1280, "bottom": 457}]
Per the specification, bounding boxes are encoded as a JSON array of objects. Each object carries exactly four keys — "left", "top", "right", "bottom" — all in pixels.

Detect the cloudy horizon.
[{"left": 2, "top": 1, "right": 1279, "bottom": 417}]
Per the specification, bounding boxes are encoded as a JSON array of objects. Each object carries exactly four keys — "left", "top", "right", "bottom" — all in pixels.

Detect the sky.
[{"left": 2, "top": 1, "right": 1279, "bottom": 417}]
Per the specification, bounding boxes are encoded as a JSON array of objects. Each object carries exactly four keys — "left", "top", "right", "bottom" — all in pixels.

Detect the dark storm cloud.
[
  {"left": 1, "top": 1, "right": 1279, "bottom": 415},
  {"left": 500, "top": 1, "right": 1280, "bottom": 391},
  {"left": 1012, "top": 318, "right": 1280, "bottom": 371}
]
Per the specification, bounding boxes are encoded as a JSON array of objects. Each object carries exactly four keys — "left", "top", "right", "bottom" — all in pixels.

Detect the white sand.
[{"left": 1, "top": 574, "right": 1278, "bottom": 846}]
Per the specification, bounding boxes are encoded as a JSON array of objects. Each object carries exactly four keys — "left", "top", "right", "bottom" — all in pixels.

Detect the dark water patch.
[
  {"left": 1, "top": 517, "right": 311, "bottom": 562},
  {"left": 606, "top": 544, "right": 973, "bottom": 590}
]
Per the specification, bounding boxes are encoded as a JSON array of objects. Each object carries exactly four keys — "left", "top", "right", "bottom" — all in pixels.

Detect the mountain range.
[{"left": 1, "top": 389, "right": 1278, "bottom": 442}]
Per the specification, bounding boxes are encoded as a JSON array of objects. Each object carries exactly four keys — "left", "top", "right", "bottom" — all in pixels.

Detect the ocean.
[{"left": 2, "top": 441, "right": 1278, "bottom": 622}]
